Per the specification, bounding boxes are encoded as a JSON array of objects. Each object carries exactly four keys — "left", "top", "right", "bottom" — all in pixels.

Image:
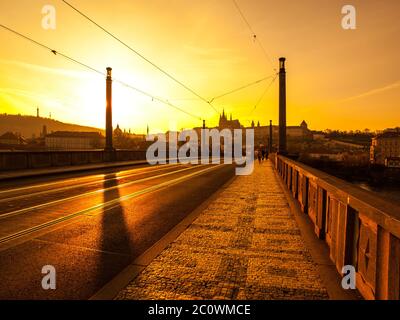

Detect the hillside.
[{"left": 0, "top": 114, "right": 104, "bottom": 138}]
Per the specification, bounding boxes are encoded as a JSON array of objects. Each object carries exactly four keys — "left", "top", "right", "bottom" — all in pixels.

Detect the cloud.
[
  {"left": 0, "top": 87, "right": 51, "bottom": 101},
  {"left": 0, "top": 59, "right": 96, "bottom": 79},
  {"left": 0, "top": 87, "right": 74, "bottom": 112},
  {"left": 338, "top": 81, "right": 400, "bottom": 103}
]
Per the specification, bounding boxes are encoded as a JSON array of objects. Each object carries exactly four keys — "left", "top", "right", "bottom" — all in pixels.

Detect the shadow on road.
[{"left": 95, "top": 174, "right": 133, "bottom": 288}]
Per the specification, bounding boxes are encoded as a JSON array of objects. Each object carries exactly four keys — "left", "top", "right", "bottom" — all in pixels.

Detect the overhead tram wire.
[
  {"left": 232, "top": 0, "right": 276, "bottom": 72},
  {"left": 0, "top": 24, "right": 202, "bottom": 121},
  {"left": 0, "top": 25, "right": 104, "bottom": 77},
  {"left": 61, "top": 0, "right": 219, "bottom": 114},
  {"left": 112, "top": 79, "right": 202, "bottom": 120},
  {"left": 248, "top": 74, "right": 277, "bottom": 116},
  {"left": 209, "top": 74, "right": 275, "bottom": 103}
]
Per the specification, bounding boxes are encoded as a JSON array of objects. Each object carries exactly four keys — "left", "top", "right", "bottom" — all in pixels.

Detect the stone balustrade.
[
  {"left": 273, "top": 154, "right": 400, "bottom": 300},
  {"left": 0, "top": 150, "right": 147, "bottom": 171}
]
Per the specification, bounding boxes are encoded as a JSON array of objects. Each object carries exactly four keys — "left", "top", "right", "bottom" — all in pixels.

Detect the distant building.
[
  {"left": 219, "top": 110, "right": 241, "bottom": 131},
  {"left": 370, "top": 131, "right": 400, "bottom": 167},
  {"left": 113, "top": 124, "right": 123, "bottom": 137},
  {"left": 286, "top": 120, "right": 311, "bottom": 138},
  {"left": 192, "top": 111, "right": 311, "bottom": 148},
  {"left": 248, "top": 119, "right": 312, "bottom": 145},
  {"left": 385, "top": 157, "right": 400, "bottom": 168},
  {"left": 0, "top": 132, "right": 24, "bottom": 145},
  {"left": 112, "top": 124, "right": 147, "bottom": 149},
  {"left": 45, "top": 131, "right": 105, "bottom": 150}
]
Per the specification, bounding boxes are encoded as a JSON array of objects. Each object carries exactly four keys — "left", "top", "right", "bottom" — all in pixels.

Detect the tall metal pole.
[
  {"left": 269, "top": 120, "right": 273, "bottom": 153},
  {"left": 105, "top": 67, "right": 114, "bottom": 152},
  {"left": 278, "top": 57, "right": 287, "bottom": 154}
]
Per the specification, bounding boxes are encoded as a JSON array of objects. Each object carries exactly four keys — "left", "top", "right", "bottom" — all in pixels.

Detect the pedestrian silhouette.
[{"left": 257, "top": 149, "right": 262, "bottom": 164}]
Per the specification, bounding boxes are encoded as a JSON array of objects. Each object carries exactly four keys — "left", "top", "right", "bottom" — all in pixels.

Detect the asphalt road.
[{"left": 0, "top": 163, "right": 235, "bottom": 299}]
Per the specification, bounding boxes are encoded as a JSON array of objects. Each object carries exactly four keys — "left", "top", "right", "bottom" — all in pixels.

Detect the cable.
[
  {"left": 248, "top": 74, "right": 277, "bottom": 116},
  {"left": 165, "top": 98, "right": 203, "bottom": 102},
  {"left": 0, "top": 24, "right": 104, "bottom": 77},
  {"left": 0, "top": 24, "right": 202, "bottom": 121},
  {"left": 209, "top": 74, "right": 274, "bottom": 102},
  {"left": 61, "top": 0, "right": 219, "bottom": 114},
  {"left": 113, "top": 79, "right": 202, "bottom": 120},
  {"left": 232, "top": 0, "right": 276, "bottom": 72}
]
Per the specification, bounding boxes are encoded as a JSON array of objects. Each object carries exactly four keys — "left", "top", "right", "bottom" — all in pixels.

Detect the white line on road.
[
  {"left": 0, "top": 163, "right": 180, "bottom": 197},
  {"left": 0, "top": 164, "right": 183, "bottom": 204},
  {"left": 0, "top": 165, "right": 205, "bottom": 220},
  {"left": 0, "top": 164, "right": 226, "bottom": 245}
]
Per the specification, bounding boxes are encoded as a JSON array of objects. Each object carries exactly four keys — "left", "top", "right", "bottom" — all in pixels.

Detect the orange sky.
[{"left": 1, "top": 0, "right": 399, "bottom": 134}]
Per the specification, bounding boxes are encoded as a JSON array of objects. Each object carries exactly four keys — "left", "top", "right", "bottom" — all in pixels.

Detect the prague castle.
[
  {"left": 218, "top": 110, "right": 241, "bottom": 131},
  {"left": 217, "top": 110, "right": 312, "bottom": 145}
]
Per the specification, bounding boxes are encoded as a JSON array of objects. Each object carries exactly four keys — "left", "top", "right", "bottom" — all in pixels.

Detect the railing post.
[
  {"left": 356, "top": 213, "right": 378, "bottom": 300},
  {"left": 301, "top": 175, "right": 308, "bottom": 214},
  {"left": 315, "top": 187, "right": 327, "bottom": 239}
]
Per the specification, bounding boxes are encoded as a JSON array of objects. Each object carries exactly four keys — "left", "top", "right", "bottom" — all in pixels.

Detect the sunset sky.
[{"left": 1, "top": 0, "right": 399, "bottom": 134}]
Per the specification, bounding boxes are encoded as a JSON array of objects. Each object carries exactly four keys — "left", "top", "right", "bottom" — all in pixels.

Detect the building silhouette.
[
  {"left": 45, "top": 131, "right": 105, "bottom": 150},
  {"left": 219, "top": 111, "right": 311, "bottom": 144},
  {"left": 370, "top": 129, "right": 400, "bottom": 167},
  {"left": 0, "top": 132, "right": 24, "bottom": 145},
  {"left": 219, "top": 109, "right": 241, "bottom": 131},
  {"left": 192, "top": 111, "right": 312, "bottom": 150}
]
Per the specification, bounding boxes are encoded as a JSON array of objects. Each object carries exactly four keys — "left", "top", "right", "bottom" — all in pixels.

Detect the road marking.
[
  {"left": 0, "top": 165, "right": 203, "bottom": 220},
  {"left": 0, "top": 163, "right": 180, "bottom": 197},
  {"left": 0, "top": 164, "right": 183, "bottom": 204},
  {"left": 0, "top": 164, "right": 225, "bottom": 245}
]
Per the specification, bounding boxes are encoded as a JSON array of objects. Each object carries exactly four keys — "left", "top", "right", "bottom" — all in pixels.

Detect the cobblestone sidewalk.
[{"left": 116, "top": 161, "right": 329, "bottom": 300}]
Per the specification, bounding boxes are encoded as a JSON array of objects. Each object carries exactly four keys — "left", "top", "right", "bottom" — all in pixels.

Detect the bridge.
[
  {"left": 0, "top": 54, "right": 397, "bottom": 300},
  {"left": 0, "top": 153, "right": 398, "bottom": 300}
]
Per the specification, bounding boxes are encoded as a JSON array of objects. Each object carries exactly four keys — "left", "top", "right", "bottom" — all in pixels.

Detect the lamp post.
[
  {"left": 278, "top": 57, "right": 287, "bottom": 154},
  {"left": 105, "top": 67, "right": 114, "bottom": 152},
  {"left": 269, "top": 120, "right": 273, "bottom": 153}
]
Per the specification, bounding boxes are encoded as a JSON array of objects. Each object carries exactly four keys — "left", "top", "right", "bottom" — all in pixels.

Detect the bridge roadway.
[
  {"left": 0, "top": 163, "right": 235, "bottom": 299},
  {"left": 116, "top": 161, "right": 340, "bottom": 300}
]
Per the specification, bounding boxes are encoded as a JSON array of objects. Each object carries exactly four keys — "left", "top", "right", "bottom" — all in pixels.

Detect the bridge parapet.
[
  {"left": 273, "top": 154, "right": 400, "bottom": 300},
  {"left": 0, "top": 150, "right": 147, "bottom": 171}
]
